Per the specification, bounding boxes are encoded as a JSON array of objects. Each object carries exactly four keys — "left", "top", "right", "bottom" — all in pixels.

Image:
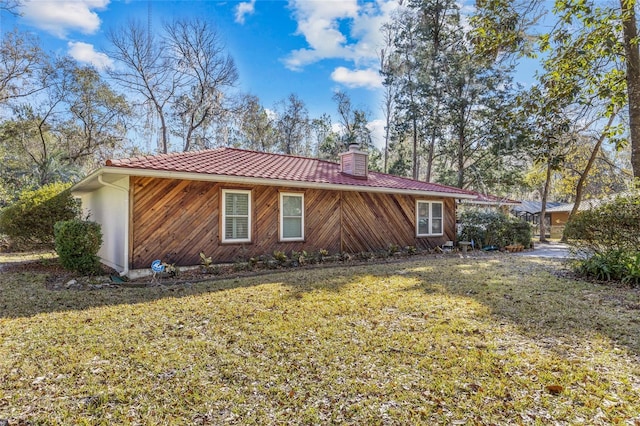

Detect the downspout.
[{"left": 98, "top": 174, "right": 130, "bottom": 276}]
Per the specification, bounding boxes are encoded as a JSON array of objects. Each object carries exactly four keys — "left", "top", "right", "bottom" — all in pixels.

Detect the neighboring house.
[
  {"left": 545, "top": 199, "right": 604, "bottom": 238},
  {"left": 511, "top": 200, "right": 605, "bottom": 238},
  {"left": 511, "top": 201, "right": 564, "bottom": 237},
  {"left": 511, "top": 201, "right": 564, "bottom": 223},
  {"left": 71, "top": 146, "right": 479, "bottom": 275},
  {"left": 459, "top": 193, "right": 521, "bottom": 213}
]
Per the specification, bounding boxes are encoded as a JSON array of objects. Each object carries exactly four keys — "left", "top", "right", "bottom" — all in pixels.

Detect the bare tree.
[
  {"left": 1, "top": 57, "right": 130, "bottom": 185},
  {"left": 333, "top": 90, "right": 373, "bottom": 149},
  {"left": 106, "top": 21, "right": 176, "bottom": 153},
  {"left": 60, "top": 65, "right": 131, "bottom": 167},
  {"left": 1, "top": 56, "right": 76, "bottom": 187},
  {"left": 236, "top": 94, "right": 276, "bottom": 152},
  {"left": 0, "top": 0, "right": 21, "bottom": 15},
  {"left": 379, "top": 24, "right": 397, "bottom": 173},
  {"left": 275, "top": 93, "right": 310, "bottom": 155},
  {"left": 0, "top": 30, "right": 45, "bottom": 104},
  {"left": 164, "top": 18, "right": 238, "bottom": 152},
  {"left": 106, "top": 18, "right": 238, "bottom": 153}
]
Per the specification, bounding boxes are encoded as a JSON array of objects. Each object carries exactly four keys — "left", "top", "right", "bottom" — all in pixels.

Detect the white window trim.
[
  {"left": 221, "top": 189, "right": 252, "bottom": 243},
  {"left": 279, "top": 192, "right": 305, "bottom": 242},
  {"left": 416, "top": 200, "right": 444, "bottom": 237}
]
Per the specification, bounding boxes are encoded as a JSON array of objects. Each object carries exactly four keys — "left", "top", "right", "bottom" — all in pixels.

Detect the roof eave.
[
  {"left": 72, "top": 167, "right": 478, "bottom": 199},
  {"left": 461, "top": 199, "right": 521, "bottom": 206}
]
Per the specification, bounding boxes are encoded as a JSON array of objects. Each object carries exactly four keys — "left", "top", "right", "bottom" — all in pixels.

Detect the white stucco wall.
[{"left": 77, "top": 177, "right": 129, "bottom": 273}]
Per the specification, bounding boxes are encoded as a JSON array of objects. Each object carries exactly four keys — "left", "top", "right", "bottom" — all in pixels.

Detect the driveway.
[{"left": 516, "top": 241, "right": 571, "bottom": 259}]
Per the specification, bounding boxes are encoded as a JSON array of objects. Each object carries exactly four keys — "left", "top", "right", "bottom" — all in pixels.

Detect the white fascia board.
[
  {"left": 461, "top": 200, "right": 521, "bottom": 206},
  {"left": 74, "top": 167, "right": 478, "bottom": 200}
]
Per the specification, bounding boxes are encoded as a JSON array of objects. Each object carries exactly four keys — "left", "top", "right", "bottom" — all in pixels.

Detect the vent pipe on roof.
[{"left": 339, "top": 143, "right": 369, "bottom": 179}]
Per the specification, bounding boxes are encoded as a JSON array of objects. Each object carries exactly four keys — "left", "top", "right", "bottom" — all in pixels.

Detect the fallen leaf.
[
  {"left": 468, "top": 383, "right": 483, "bottom": 392},
  {"left": 546, "top": 385, "right": 563, "bottom": 395}
]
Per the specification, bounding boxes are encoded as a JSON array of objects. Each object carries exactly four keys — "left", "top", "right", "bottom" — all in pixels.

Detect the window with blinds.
[
  {"left": 222, "top": 189, "right": 251, "bottom": 243},
  {"left": 416, "top": 200, "right": 444, "bottom": 237},
  {"left": 280, "top": 192, "right": 304, "bottom": 241}
]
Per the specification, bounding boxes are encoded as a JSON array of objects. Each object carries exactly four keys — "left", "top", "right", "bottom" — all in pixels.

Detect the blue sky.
[
  {"left": 1, "top": 0, "right": 544, "bottom": 149},
  {"left": 1, "top": 0, "right": 404, "bottom": 146}
]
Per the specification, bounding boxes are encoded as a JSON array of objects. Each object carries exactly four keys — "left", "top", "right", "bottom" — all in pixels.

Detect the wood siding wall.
[{"left": 130, "top": 176, "right": 456, "bottom": 269}]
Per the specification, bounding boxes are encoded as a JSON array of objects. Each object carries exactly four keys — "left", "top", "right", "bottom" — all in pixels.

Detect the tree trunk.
[
  {"left": 425, "top": 100, "right": 441, "bottom": 183},
  {"left": 539, "top": 160, "right": 552, "bottom": 243},
  {"left": 383, "top": 114, "right": 390, "bottom": 174},
  {"left": 569, "top": 112, "right": 617, "bottom": 219},
  {"left": 412, "top": 116, "right": 418, "bottom": 180},
  {"left": 152, "top": 99, "right": 168, "bottom": 154},
  {"left": 426, "top": 127, "right": 436, "bottom": 183},
  {"left": 457, "top": 127, "right": 465, "bottom": 188},
  {"left": 620, "top": 0, "right": 640, "bottom": 178}
]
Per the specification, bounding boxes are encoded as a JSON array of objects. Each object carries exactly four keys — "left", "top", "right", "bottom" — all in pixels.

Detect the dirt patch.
[{"left": 2, "top": 258, "right": 67, "bottom": 275}]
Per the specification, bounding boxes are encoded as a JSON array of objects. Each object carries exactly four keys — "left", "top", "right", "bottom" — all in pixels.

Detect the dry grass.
[
  {"left": 1, "top": 255, "right": 640, "bottom": 424},
  {"left": 0, "top": 250, "right": 56, "bottom": 265}
]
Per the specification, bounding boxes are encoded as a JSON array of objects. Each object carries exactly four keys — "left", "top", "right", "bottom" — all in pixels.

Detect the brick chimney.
[{"left": 339, "top": 143, "right": 368, "bottom": 179}]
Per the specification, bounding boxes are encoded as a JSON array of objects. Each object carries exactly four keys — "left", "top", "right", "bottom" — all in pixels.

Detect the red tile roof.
[{"left": 105, "top": 147, "right": 477, "bottom": 197}]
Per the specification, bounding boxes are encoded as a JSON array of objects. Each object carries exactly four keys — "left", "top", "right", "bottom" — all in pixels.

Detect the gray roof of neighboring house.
[
  {"left": 545, "top": 199, "right": 605, "bottom": 213},
  {"left": 511, "top": 201, "right": 564, "bottom": 214},
  {"left": 513, "top": 193, "right": 631, "bottom": 215}
]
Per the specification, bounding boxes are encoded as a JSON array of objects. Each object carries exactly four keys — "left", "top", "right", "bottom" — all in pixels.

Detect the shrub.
[
  {"left": 564, "top": 193, "right": 640, "bottom": 254},
  {"left": 54, "top": 220, "right": 103, "bottom": 275},
  {"left": 575, "top": 250, "right": 640, "bottom": 285},
  {"left": 565, "top": 192, "right": 640, "bottom": 285},
  {"left": 458, "top": 211, "right": 532, "bottom": 249},
  {"left": 0, "top": 182, "right": 81, "bottom": 249},
  {"left": 273, "top": 250, "right": 288, "bottom": 265}
]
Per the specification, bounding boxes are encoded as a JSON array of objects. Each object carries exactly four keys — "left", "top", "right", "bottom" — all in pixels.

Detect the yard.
[{"left": 1, "top": 253, "right": 640, "bottom": 424}]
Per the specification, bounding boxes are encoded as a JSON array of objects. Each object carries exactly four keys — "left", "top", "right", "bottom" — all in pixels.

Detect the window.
[
  {"left": 280, "top": 192, "right": 304, "bottom": 241},
  {"left": 222, "top": 189, "right": 251, "bottom": 243},
  {"left": 416, "top": 200, "right": 444, "bottom": 236}
]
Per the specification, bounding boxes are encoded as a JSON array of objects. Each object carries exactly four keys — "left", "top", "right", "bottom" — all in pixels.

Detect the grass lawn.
[{"left": 1, "top": 254, "right": 640, "bottom": 424}]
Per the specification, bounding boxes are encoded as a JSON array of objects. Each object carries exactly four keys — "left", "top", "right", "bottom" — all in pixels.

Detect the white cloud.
[
  {"left": 264, "top": 108, "right": 277, "bottom": 121},
  {"left": 235, "top": 0, "right": 256, "bottom": 25},
  {"left": 333, "top": 118, "right": 386, "bottom": 150},
  {"left": 68, "top": 41, "right": 113, "bottom": 70},
  {"left": 20, "top": 0, "right": 109, "bottom": 38},
  {"left": 331, "top": 67, "right": 383, "bottom": 89},
  {"left": 367, "top": 118, "right": 386, "bottom": 150},
  {"left": 283, "top": 0, "right": 399, "bottom": 71}
]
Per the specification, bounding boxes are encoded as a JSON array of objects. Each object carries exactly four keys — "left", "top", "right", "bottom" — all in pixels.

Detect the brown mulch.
[{"left": 1, "top": 249, "right": 529, "bottom": 291}]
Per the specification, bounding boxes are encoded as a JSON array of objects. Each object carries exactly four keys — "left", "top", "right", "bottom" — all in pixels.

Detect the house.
[
  {"left": 459, "top": 193, "right": 521, "bottom": 213},
  {"left": 511, "top": 200, "right": 565, "bottom": 237},
  {"left": 511, "top": 200, "right": 605, "bottom": 238},
  {"left": 544, "top": 199, "right": 604, "bottom": 238},
  {"left": 71, "top": 146, "right": 479, "bottom": 276}
]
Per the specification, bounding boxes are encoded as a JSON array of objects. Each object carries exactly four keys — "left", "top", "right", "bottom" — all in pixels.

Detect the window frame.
[
  {"left": 279, "top": 191, "right": 305, "bottom": 242},
  {"left": 221, "top": 189, "right": 252, "bottom": 243},
  {"left": 415, "top": 200, "right": 444, "bottom": 237}
]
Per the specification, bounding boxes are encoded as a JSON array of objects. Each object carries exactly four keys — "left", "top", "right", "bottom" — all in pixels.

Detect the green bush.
[
  {"left": 54, "top": 220, "right": 103, "bottom": 275},
  {"left": 458, "top": 211, "right": 532, "bottom": 249},
  {"left": 0, "top": 182, "right": 81, "bottom": 249},
  {"left": 564, "top": 193, "right": 640, "bottom": 254},
  {"left": 565, "top": 192, "right": 640, "bottom": 285},
  {"left": 576, "top": 250, "right": 640, "bottom": 285}
]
